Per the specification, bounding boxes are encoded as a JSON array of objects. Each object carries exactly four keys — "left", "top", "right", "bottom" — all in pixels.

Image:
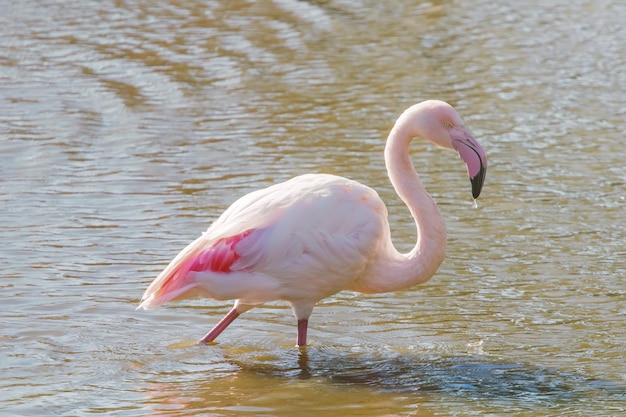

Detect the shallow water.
[{"left": 1, "top": 0, "right": 625, "bottom": 415}]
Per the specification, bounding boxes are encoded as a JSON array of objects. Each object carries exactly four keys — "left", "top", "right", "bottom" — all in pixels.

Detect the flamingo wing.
[{"left": 137, "top": 174, "right": 388, "bottom": 310}]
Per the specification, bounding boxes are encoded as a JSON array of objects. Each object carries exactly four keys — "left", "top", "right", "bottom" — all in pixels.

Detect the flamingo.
[{"left": 137, "top": 100, "right": 487, "bottom": 347}]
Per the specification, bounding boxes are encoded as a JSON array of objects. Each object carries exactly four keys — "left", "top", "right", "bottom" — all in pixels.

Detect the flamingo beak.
[{"left": 451, "top": 128, "right": 487, "bottom": 199}]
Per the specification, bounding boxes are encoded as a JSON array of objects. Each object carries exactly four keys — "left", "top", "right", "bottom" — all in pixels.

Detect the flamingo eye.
[{"left": 444, "top": 121, "right": 452, "bottom": 128}]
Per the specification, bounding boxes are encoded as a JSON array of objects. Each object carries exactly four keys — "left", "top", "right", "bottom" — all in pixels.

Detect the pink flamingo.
[{"left": 137, "top": 100, "right": 487, "bottom": 347}]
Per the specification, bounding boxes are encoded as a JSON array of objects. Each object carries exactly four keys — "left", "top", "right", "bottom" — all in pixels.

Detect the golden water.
[{"left": 2, "top": 0, "right": 625, "bottom": 415}]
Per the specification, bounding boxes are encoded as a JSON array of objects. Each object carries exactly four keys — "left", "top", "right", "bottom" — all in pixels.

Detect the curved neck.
[{"left": 354, "top": 120, "right": 447, "bottom": 293}]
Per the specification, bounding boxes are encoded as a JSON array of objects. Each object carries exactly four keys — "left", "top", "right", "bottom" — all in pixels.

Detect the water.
[{"left": 1, "top": 0, "right": 625, "bottom": 415}]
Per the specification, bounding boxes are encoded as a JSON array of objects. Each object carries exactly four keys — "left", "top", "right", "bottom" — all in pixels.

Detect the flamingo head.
[{"left": 411, "top": 100, "right": 488, "bottom": 199}]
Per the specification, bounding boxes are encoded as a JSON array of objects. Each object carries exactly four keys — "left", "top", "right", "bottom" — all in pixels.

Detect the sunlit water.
[{"left": 1, "top": 0, "right": 625, "bottom": 415}]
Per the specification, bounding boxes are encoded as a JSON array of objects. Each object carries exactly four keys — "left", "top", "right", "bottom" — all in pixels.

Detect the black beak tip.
[{"left": 470, "top": 165, "right": 487, "bottom": 199}]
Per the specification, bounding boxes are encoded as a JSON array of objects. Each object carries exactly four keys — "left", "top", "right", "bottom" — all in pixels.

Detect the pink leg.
[
  {"left": 199, "top": 307, "right": 240, "bottom": 344},
  {"left": 297, "top": 319, "right": 308, "bottom": 347}
]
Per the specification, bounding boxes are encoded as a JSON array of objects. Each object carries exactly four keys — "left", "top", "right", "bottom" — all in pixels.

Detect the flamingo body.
[
  {"left": 137, "top": 100, "right": 487, "bottom": 346},
  {"left": 139, "top": 174, "right": 387, "bottom": 310}
]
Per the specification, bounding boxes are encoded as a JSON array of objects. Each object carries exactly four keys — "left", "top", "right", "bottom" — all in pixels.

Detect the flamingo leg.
[
  {"left": 297, "top": 319, "right": 308, "bottom": 347},
  {"left": 199, "top": 307, "right": 240, "bottom": 344}
]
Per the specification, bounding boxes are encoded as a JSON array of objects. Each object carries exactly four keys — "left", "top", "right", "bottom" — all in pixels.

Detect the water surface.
[{"left": 1, "top": 0, "right": 625, "bottom": 415}]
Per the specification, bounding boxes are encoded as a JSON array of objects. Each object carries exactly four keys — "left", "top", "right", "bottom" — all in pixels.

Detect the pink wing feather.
[
  {"left": 191, "top": 231, "right": 252, "bottom": 273},
  {"left": 137, "top": 230, "right": 253, "bottom": 310}
]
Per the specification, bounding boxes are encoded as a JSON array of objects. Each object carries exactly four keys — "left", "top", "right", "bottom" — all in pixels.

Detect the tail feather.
[{"left": 136, "top": 230, "right": 253, "bottom": 310}]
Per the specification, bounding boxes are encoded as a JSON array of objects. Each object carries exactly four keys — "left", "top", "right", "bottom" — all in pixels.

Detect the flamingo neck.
[{"left": 356, "top": 118, "right": 447, "bottom": 293}]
